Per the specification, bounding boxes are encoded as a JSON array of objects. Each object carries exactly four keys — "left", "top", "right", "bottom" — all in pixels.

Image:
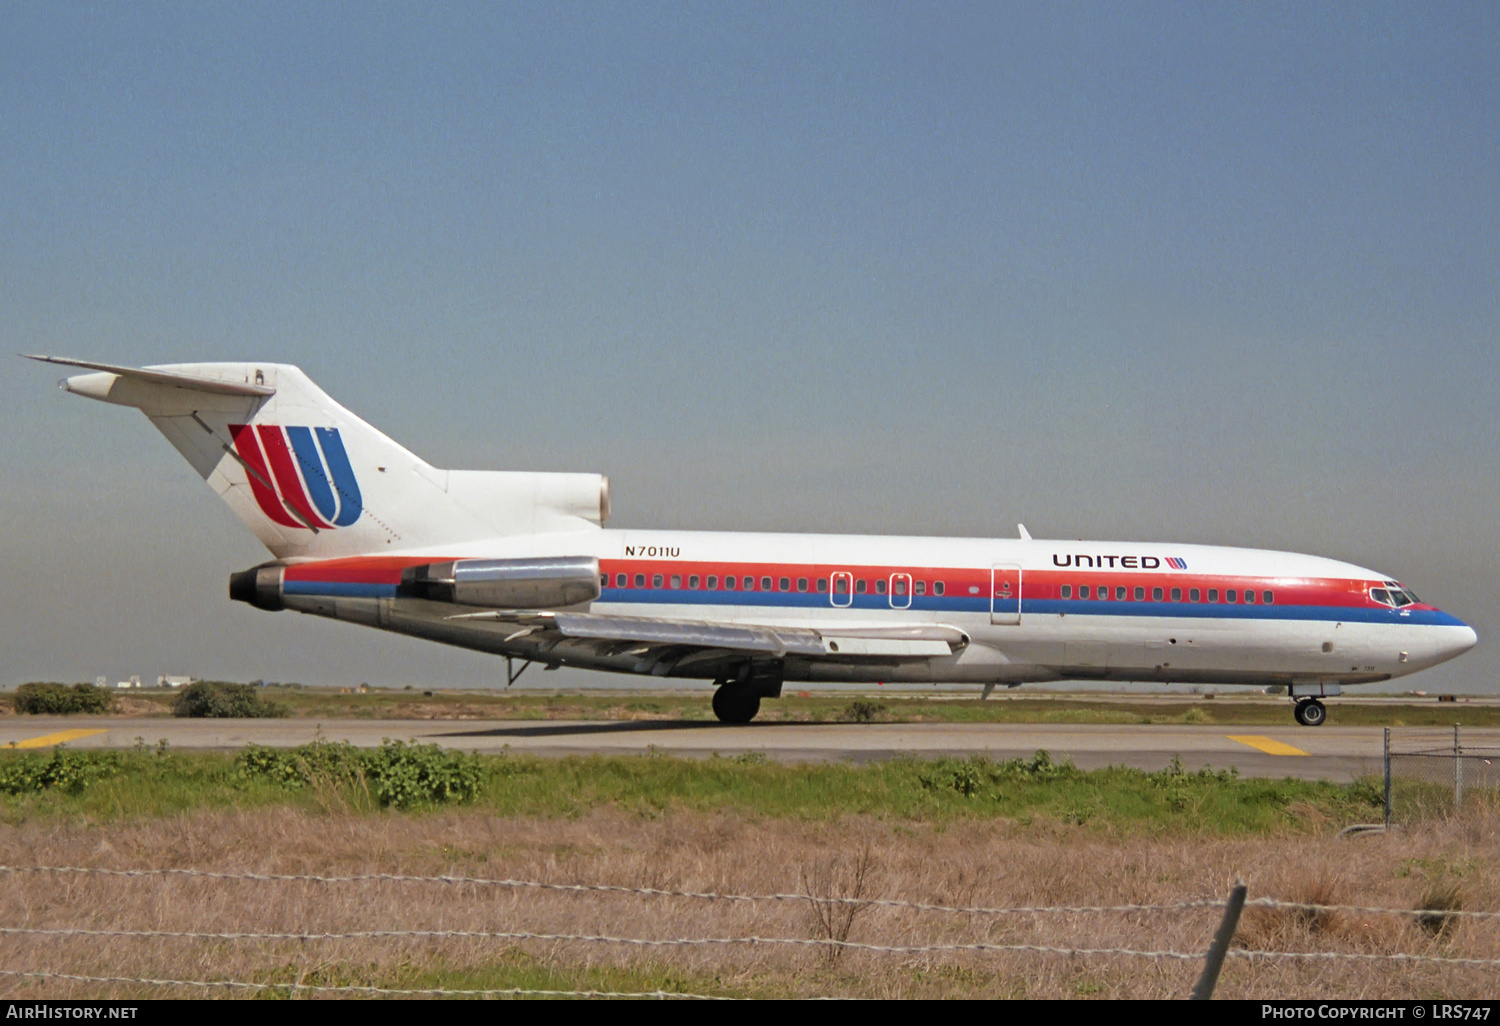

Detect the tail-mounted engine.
[
  {"left": 401, "top": 556, "right": 600, "bottom": 609},
  {"left": 231, "top": 555, "right": 601, "bottom": 613}
]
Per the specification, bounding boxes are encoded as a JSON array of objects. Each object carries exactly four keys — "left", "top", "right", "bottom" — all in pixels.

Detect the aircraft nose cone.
[{"left": 1453, "top": 623, "right": 1479, "bottom": 656}]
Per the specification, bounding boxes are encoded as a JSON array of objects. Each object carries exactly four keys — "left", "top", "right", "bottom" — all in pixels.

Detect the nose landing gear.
[{"left": 1293, "top": 698, "right": 1327, "bottom": 727}]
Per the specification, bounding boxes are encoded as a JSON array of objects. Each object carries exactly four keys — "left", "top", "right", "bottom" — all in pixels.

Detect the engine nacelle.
[
  {"left": 404, "top": 556, "right": 600, "bottom": 609},
  {"left": 229, "top": 563, "right": 286, "bottom": 611}
]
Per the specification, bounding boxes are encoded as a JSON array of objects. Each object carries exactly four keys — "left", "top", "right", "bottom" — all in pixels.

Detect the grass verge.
[
  {"left": 8, "top": 685, "right": 1498, "bottom": 727},
  {"left": 0, "top": 744, "right": 1383, "bottom": 834}
]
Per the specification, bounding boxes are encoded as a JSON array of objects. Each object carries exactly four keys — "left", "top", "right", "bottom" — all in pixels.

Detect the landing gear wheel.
[
  {"left": 712, "top": 685, "right": 761, "bottom": 724},
  {"left": 1294, "top": 699, "right": 1327, "bottom": 727}
]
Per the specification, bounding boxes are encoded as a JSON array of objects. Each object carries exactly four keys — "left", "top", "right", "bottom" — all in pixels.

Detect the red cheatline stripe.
[
  {"left": 228, "top": 425, "right": 302, "bottom": 529},
  {"left": 256, "top": 426, "right": 329, "bottom": 530}
]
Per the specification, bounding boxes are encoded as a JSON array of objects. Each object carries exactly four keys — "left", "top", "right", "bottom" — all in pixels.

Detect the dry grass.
[{"left": 0, "top": 805, "right": 1496, "bottom": 999}]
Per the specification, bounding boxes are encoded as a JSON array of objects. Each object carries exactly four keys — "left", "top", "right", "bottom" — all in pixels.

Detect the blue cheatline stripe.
[
  {"left": 595, "top": 589, "right": 1466, "bottom": 627},
  {"left": 315, "top": 427, "right": 363, "bottom": 527},
  {"left": 284, "top": 581, "right": 397, "bottom": 599},
  {"left": 282, "top": 582, "right": 1466, "bottom": 628},
  {"left": 285, "top": 427, "right": 338, "bottom": 523}
]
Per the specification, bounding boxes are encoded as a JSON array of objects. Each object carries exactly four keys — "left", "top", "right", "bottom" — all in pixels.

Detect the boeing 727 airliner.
[{"left": 30, "top": 356, "right": 1477, "bottom": 726}]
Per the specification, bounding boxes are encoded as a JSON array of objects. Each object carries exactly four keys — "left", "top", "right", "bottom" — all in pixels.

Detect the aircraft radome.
[{"left": 30, "top": 356, "right": 1478, "bottom": 726}]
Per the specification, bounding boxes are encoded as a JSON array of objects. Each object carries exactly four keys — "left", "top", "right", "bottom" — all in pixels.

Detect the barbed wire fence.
[
  {"left": 0, "top": 866, "right": 1495, "bottom": 999},
  {"left": 1384, "top": 726, "right": 1500, "bottom": 827}
]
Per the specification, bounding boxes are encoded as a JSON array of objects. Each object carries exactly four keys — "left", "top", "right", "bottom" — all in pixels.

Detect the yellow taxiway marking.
[
  {"left": 9, "top": 729, "right": 107, "bottom": 750},
  {"left": 1228, "top": 735, "right": 1308, "bottom": 757}
]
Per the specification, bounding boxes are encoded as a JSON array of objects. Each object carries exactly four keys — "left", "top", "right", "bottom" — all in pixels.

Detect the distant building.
[{"left": 157, "top": 676, "right": 196, "bottom": 688}]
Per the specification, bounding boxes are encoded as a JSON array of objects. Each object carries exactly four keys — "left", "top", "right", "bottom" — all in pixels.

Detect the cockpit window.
[
  {"left": 1371, "top": 586, "right": 1415, "bottom": 608},
  {"left": 1382, "top": 580, "right": 1421, "bottom": 604}
]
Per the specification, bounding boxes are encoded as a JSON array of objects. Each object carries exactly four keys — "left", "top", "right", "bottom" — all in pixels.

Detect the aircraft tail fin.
[{"left": 31, "top": 357, "right": 609, "bottom": 559}]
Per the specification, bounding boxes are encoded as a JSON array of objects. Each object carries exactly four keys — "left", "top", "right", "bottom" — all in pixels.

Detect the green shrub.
[
  {"left": 14, "top": 683, "right": 115, "bottom": 715},
  {"left": 173, "top": 682, "right": 288, "bottom": 718},
  {"left": 843, "top": 700, "right": 887, "bottom": 723},
  {"left": 0, "top": 748, "right": 121, "bottom": 795},
  {"left": 237, "top": 739, "right": 481, "bottom": 808},
  {"left": 918, "top": 751, "right": 1076, "bottom": 797}
]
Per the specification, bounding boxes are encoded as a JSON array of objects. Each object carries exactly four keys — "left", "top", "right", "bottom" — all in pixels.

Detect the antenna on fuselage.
[{"left": 1018, "top": 524, "right": 1032, "bottom": 540}]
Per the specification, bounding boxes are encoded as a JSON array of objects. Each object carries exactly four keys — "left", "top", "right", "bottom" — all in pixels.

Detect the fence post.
[
  {"left": 1383, "top": 727, "right": 1392, "bottom": 829},
  {"left": 1454, "top": 723, "right": 1463, "bottom": 810},
  {"left": 1190, "top": 881, "right": 1247, "bottom": 1001}
]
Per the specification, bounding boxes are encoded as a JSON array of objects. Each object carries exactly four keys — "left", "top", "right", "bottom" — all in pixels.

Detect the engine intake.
[{"left": 404, "top": 556, "right": 600, "bottom": 609}]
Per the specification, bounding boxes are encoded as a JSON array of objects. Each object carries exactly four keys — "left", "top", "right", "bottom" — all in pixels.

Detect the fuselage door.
[
  {"left": 890, "top": 572, "right": 912, "bottom": 610},
  {"left": 830, "top": 570, "right": 853, "bottom": 608},
  {"left": 991, "top": 564, "right": 1021, "bottom": 625}
]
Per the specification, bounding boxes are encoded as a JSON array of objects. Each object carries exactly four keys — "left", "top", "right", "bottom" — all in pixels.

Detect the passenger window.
[
  {"left": 817, "top": 578, "right": 828, "bottom": 592},
  {"left": 1226, "top": 589, "right": 1236, "bottom": 603},
  {"left": 743, "top": 576, "right": 755, "bottom": 590},
  {"left": 724, "top": 576, "right": 736, "bottom": 590},
  {"left": 1244, "top": 590, "right": 1255, "bottom": 604},
  {"left": 856, "top": 580, "right": 868, "bottom": 594},
  {"left": 1078, "top": 585, "right": 1089, "bottom": 599},
  {"left": 1134, "top": 586, "right": 1144, "bottom": 601},
  {"left": 688, "top": 575, "right": 699, "bottom": 589},
  {"left": 634, "top": 574, "right": 645, "bottom": 588},
  {"left": 616, "top": 573, "right": 628, "bottom": 587},
  {"left": 1061, "top": 585, "right": 1072, "bottom": 599},
  {"left": 1207, "top": 589, "right": 1218, "bottom": 602},
  {"left": 797, "top": 578, "right": 808, "bottom": 592},
  {"left": 1100, "top": 583, "right": 1110, "bottom": 599},
  {"left": 707, "top": 575, "right": 718, "bottom": 589},
  {"left": 761, "top": 577, "right": 772, "bottom": 591},
  {"left": 834, "top": 577, "right": 849, "bottom": 594},
  {"left": 934, "top": 581, "right": 944, "bottom": 596},
  {"left": 915, "top": 581, "right": 926, "bottom": 596},
  {"left": 653, "top": 574, "right": 664, "bottom": 588},
  {"left": 1153, "top": 587, "right": 1163, "bottom": 601},
  {"left": 778, "top": 577, "right": 790, "bottom": 591},
  {"left": 876, "top": 579, "right": 888, "bottom": 594},
  {"left": 1170, "top": 587, "right": 1181, "bottom": 602},
  {"left": 601, "top": 573, "right": 608, "bottom": 587},
  {"left": 893, "top": 577, "right": 908, "bottom": 595},
  {"left": 1190, "top": 588, "right": 1200, "bottom": 602},
  {"left": 1116, "top": 586, "right": 1127, "bottom": 601},
  {"left": 1263, "top": 591, "right": 1273, "bottom": 604}
]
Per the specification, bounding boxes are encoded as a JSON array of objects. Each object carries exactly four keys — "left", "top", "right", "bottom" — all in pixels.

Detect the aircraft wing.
[{"left": 447, "top": 609, "right": 967, "bottom": 671}]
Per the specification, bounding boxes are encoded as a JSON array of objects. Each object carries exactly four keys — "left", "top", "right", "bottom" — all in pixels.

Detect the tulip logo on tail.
[{"left": 229, "top": 425, "right": 363, "bottom": 530}]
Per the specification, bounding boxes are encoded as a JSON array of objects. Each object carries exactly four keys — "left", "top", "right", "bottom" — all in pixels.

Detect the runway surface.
[{"left": 8, "top": 717, "right": 1492, "bottom": 780}]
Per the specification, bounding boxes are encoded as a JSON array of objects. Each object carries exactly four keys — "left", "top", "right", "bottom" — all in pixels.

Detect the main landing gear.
[
  {"left": 1293, "top": 699, "right": 1327, "bottom": 727},
  {"left": 710, "top": 663, "right": 783, "bottom": 724},
  {"left": 711, "top": 684, "right": 761, "bottom": 724}
]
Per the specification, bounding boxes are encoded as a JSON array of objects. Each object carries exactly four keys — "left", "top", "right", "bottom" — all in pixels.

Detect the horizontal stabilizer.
[{"left": 26, "top": 355, "right": 276, "bottom": 398}]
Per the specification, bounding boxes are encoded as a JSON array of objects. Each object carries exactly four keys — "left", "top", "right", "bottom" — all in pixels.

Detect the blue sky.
[{"left": 3, "top": 2, "right": 1497, "bottom": 694}]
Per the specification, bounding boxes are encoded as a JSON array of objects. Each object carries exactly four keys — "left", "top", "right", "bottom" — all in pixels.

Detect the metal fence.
[
  {"left": 1385, "top": 726, "right": 1500, "bottom": 827},
  {"left": 1, "top": 866, "right": 1496, "bottom": 999}
]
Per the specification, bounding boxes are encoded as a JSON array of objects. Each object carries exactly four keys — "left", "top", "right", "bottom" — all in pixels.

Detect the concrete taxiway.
[{"left": 7, "top": 718, "right": 1490, "bottom": 780}]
